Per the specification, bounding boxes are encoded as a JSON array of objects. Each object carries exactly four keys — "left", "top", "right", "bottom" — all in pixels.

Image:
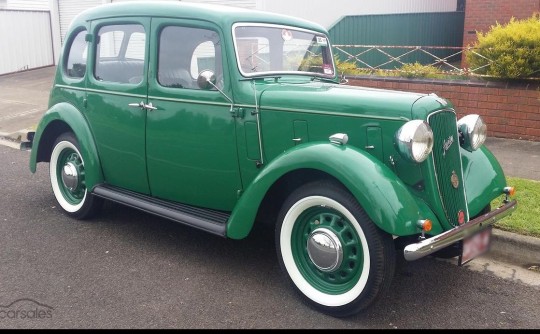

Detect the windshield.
[{"left": 233, "top": 24, "right": 335, "bottom": 78}]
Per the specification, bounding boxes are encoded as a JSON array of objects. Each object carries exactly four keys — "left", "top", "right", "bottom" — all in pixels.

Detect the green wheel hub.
[
  {"left": 56, "top": 148, "right": 86, "bottom": 205},
  {"left": 291, "top": 206, "right": 364, "bottom": 295}
]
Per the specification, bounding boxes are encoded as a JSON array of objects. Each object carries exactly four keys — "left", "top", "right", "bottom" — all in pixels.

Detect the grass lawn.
[{"left": 491, "top": 177, "right": 540, "bottom": 238}]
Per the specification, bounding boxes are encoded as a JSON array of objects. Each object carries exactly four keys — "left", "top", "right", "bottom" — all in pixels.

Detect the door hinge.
[{"left": 230, "top": 107, "right": 245, "bottom": 119}]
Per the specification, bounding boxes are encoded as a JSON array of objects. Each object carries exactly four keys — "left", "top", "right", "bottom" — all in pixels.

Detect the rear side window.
[
  {"left": 65, "top": 30, "right": 88, "bottom": 79},
  {"left": 94, "top": 24, "right": 146, "bottom": 84}
]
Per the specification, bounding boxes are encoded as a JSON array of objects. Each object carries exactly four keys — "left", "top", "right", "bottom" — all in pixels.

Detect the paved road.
[
  {"left": 1, "top": 146, "right": 539, "bottom": 329},
  {"left": 484, "top": 137, "right": 540, "bottom": 181}
]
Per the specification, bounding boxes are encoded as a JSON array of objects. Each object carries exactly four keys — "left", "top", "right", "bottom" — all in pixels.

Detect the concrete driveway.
[{"left": 0, "top": 66, "right": 54, "bottom": 139}]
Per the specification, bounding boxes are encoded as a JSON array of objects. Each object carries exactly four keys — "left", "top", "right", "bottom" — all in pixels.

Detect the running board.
[{"left": 92, "top": 184, "right": 229, "bottom": 237}]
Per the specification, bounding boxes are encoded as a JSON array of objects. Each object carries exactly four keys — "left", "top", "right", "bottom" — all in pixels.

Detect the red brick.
[
  {"left": 528, "top": 97, "right": 540, "bottom": 106},
  {"left": 490, "top": 124, "right": 506, "bottom": 133},
  {"left": 521, "top": 104, "right": 539, "bottom": 113},
  {"left": 487, "top": 94, "right": 508, "bottom": 103},
  {"left": 515, "top": 119, "right": 530, "bottom": 127},
  {"left": 526, "top": 127, "right": 540, "bottom": 137},
  {"left": 507, "top": 95, "right": 524, "bottom": 105},
  {"left": 483, "top": 102, "right": 499, "bottom": 110},
  {"left": 519, "top": 89, "right": 539, "bottom": 98},
  {"left": 510, "top": 110, "right": 528, "bottom": 119},
  {"left": 475, "top": 93, "right": 488, "bottom": 102}
]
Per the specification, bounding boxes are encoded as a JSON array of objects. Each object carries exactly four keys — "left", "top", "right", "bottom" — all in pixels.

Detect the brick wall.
[
  {"left": 347, "top": 77, "right": 540, "bottom": 141},
  {"left": 463, "top": 0, "right": 540, "bottom": 48}
]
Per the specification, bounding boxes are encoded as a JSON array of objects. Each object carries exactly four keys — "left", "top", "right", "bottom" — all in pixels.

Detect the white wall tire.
[
  {"left": 49, "top": 133, "right": 102, "bottom": 219},
  {"left": 275, "top": 180, "right": 395, "bottom": 317}
]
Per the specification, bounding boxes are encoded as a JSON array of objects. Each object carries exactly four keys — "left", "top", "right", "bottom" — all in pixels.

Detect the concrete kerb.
[
  {"left": 0, "top": 129, "right": 30, "bottom": 150},
  {"left": 489, "top": 229, "right": 540, "bottom": 268},
  {"left": 0, "top": 128, "right": 539, "bottom": 269}
]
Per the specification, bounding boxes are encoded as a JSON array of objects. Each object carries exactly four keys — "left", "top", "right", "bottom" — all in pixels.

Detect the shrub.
[
  {"left": 466, "top": 13, "right": 540, "bottom": 79},
  {"left": 334, "top": 57, "right": 394, "bottom": 76},
  {"left": 334, "top": 57, "right": 365, "bottom": 75},
  {"left": 398, "top": 62, "right": 441, "bottom": 79}
]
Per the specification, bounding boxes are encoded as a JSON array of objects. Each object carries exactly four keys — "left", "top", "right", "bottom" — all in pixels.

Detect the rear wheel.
[
  {"left": 275, "top": 180, "right": 395, "bottom": 317},
  {"left": 49, "top": 132, "right": 102, "bottom": 219}
]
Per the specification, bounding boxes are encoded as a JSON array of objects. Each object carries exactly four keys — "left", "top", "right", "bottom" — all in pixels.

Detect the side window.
[
  {"left": 94, "top": 24, "right": 146, "bottom": 84},
  {"left": 158, "top": 26, "right": 223, "bottom": 90},
  {"left": 65, "top": 30, "right": 88, "bottom": 79}
]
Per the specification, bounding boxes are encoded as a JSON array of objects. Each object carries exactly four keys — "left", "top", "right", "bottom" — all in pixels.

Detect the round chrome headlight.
[
  {"left": 395, "top": 120, "right": 434, "bottom": 163},
  {"left": 458, "top": 114, "right": 487, "bottom": 151}
]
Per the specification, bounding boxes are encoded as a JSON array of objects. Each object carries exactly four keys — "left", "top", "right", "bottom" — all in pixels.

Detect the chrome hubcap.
[
  {"left": 61, "top": 162, "right": 79, "bottom": 192},
  {"left": 306, "top": 228, "right": 343, "bottom": 272}
]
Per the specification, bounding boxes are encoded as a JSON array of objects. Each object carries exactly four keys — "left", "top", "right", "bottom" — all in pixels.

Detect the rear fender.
[{"left": 29, "top": 102, "right": 103, "bottom": 189}]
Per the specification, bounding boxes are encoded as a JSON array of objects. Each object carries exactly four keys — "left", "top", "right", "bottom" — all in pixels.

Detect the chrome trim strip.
[
  {"left": 55, "top": 85, "right": 147, "bottom": 99},
  {"left": 403, "top": 200, "right": 517, "bottom": 261},
  {"left": 149, "top": 95, "right": 231, "bottom": 107},
  {"left": 263, "top": 106, "right": 410, "bottom": 121},
  {"left": 252, "top": 81, "right": 265, "bottom": 165},
  {"left": 56, "top": 85, "right": 404, "bottom": 121},
  {"left": 55, "top": 84, "right": 84, "bottom": 91}
]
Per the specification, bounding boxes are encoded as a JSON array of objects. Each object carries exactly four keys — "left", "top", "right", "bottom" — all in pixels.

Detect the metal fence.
[{"left": 332, "top": 44, "right": 495, "bottom": 78}]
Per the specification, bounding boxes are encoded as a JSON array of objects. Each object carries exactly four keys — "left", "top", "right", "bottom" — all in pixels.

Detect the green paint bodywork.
[
  {"left": 29, "top": 1, "right": 508, "bottom": 241},
  {"left": 30, "top": 102, "right": 104, "bottom": 189},
  {"left": 227, "top": 142, "right": 444, "bottom": 239}
]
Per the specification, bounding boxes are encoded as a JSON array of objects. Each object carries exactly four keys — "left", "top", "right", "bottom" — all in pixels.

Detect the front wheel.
[
  {"left": 49, "top": 132, "right": 103, "bottom": 219},
  {"left": 275, "top": 180, "right": 395, "bottom": 317}
]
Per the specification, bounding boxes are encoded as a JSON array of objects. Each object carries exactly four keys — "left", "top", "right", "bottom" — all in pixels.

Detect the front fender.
[
  {"left": 29, "top": 102, "right": 103, "bottom": 189},
  {"left": 226, "top": 142, "right": 442, "bottom": 239},
  {"left": 462, "top": 145, "right": 507, "bottom": 216}
]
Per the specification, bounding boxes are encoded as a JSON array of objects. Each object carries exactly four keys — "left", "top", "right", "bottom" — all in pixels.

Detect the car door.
[
  {"left": 85, "top": 18, "right": 151, "bottom": 194},
  {"left": 146, "top": 18, "right": 242, "bottom": 211}
]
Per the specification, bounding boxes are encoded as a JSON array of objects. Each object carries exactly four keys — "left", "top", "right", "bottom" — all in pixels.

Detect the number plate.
[{"left": 459, "top": 227, "right": 492, "bottom": 266}]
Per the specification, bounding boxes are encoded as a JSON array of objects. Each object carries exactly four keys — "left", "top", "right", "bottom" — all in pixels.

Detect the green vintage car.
[{"left": 25, "top": 1, "right": 517, "bottom": 317}]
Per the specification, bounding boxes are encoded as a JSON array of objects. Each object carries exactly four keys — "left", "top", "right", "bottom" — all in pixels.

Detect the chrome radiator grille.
[{"left": 428, "top": 110, "right": 469, "bottom": 226}]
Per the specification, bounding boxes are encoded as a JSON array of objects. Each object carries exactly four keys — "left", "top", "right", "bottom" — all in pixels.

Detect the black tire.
[
  {"left": 49, "top": 132, "right": 103, "bottom": 219},
  {"left": 275, "top": 180, "right": 396, "bottom": 317}
]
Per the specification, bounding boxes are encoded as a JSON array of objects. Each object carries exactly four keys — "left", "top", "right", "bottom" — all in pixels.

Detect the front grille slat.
[{"left": 429, "top": 110, "right": 469, "bottom": 226}]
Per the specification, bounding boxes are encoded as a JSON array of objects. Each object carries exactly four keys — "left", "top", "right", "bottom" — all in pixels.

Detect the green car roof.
[{"left": 72, "top": 0, "right": 328, "bottom": 34}]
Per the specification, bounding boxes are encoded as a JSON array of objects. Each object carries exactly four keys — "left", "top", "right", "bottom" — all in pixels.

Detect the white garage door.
[
  {"left": 0, "top": 10, "right": 54, "bottom": 75},
  {"left": 58, "top": 0, "right": 102, "bottom": 44}
]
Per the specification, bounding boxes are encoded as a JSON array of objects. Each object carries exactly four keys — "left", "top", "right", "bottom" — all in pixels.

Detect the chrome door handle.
[
  {"left": 144, "top": 102, "right": 157, "bottom": 111},
  {"left": 129, "top": 101, "right": 145, "bottom": 108},
  {"left": 128, "top": 101, "right": 158, "bottom": 111}
]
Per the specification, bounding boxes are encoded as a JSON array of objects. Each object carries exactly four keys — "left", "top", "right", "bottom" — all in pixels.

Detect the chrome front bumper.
[{"left": 404, "top": 200, "right": 517, "bottom": 261}]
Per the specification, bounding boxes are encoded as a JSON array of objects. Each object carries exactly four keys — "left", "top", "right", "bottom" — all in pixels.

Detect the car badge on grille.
[
  {"left": 443, "top": 135, "right": 454, "bottom": 156},
  {"left": 451, "top": 170, "right": 460, "bottom": 189}
]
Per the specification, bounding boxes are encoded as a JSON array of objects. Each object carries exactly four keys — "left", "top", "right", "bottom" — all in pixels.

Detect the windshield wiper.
[
  {"left": 239, "top": 74, "right": 282, "bottom": 81},
  {"left": 311, "top": 76, "right": 338, "bottom": 84}
]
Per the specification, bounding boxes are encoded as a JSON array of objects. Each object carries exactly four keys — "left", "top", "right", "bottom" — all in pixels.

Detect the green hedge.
[{"left": 466, "top": 13, "right": 540, "bottom": 79}]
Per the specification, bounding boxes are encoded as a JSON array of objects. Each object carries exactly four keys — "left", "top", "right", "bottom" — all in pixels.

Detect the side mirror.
[
  {"left": 197, "top": 70, "right": 216, "bottom": 90},
  {"left": 196, "top": 69, "right": 234, "bottom": 105}
]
